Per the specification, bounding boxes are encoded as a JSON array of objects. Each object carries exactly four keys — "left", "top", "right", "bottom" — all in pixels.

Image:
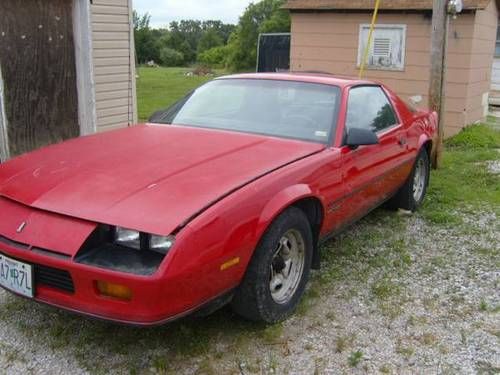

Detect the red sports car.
[{"left": 0, "top": 73, "right": 437, "bottom": 325}]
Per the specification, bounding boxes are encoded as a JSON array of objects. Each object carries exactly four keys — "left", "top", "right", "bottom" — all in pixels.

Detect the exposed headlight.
[
  {"left": 76, "top": 225, "right": 175, "bottom": 276},
  {"left": 150, "top": 235, "right": 175, "bottom": 254},
  {"left": 114, "top": 227, "right": 141, "bottom": 250},
  {"left": 114, "top": 227, "right": 175, "bottom": 254}
]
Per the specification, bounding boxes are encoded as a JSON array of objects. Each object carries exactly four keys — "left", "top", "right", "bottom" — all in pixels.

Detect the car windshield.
[{"left": 149, "top": 78, "right": 341, "bottom": 144}]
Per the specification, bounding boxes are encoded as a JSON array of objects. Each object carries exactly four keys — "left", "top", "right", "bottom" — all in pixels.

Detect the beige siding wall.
[
  {"left": 469, "top": 1, "right": 498, "bottom": 119},
  {"left": 463, "top": 1, "right": 497, "bottom": 132},
  {"left": 290, "top": 6, "right": 497, "bottom": 138},
  {"left": 91, "top": 0, "right": 137, "bottom": 132}
]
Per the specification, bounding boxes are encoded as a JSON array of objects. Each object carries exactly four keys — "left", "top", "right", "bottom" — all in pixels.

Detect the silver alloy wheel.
[
  {"left": 413, "top": 157, "right": 427, "bottom": 202},
  {"left": 269, "top": 229, "right": 306, "bottom": 305}
]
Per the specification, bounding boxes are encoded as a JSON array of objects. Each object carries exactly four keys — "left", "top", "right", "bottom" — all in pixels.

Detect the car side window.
[{"left": 345, "top": 86, "right": 398, "bottom": 133}]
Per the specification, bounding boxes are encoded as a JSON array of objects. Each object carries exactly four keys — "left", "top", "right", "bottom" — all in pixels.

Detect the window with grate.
[{"left": 358, "top": 25, "right": 407, "bottom": 71}]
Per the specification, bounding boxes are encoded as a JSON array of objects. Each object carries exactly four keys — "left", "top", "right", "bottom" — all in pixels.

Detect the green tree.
[
  {"left": 133, "top": 11, "right": 150, "bottom": 29},
  {"left": 226, "top": 0, "right": 290, "bottom": 71},
  {"left": 168, "top": 20, "right": 203, "bottom": 64},
  {"left": 197, "top": 28, "right": 224, "bottom": 54},
  {"left": 133, "top": 11, "right": 161, "bottom": 63},
  {"left": 201, "top": 21, "right": 236, "bottom": 44}
]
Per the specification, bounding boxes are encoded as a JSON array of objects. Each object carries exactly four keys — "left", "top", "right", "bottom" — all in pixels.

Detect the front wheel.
[
  {"left": 231, "top": 207, "right": 313, "bottom": 323},
  {"left": 388, "top": 148, "right": 430, "bottom": 211}
]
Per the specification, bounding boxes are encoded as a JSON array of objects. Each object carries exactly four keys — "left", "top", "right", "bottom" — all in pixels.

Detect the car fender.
[
  {"left": 417, "top": 133, "right": 433, "bottom": 156},
  {"left": 256, "top": 183, "right": 321, "bottom": 236}
]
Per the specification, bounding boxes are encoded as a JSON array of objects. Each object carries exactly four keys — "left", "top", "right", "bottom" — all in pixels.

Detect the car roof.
[{"left": 217, "top": 72, "right": 376, "bottom": 88}]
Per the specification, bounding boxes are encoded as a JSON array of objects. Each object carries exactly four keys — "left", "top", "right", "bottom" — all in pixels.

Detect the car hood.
[{"left": 0, "top": 125, "right": 324, "bottom": 235}]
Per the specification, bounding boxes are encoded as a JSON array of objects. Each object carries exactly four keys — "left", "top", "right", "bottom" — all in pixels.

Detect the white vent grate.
[
  {"left": 373, "top": 38, "right": 391, "bottom": 57},
  {"left": 358, "top": 24, "right": 406, "bottom": 71}
]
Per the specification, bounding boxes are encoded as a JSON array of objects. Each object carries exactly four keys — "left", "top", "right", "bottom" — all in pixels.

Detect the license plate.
[{"left": 0, "top": 254, "right": 34, "bottom": 298}]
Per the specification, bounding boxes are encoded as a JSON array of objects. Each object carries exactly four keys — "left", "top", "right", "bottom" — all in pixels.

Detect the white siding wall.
[{"left": 91, "top": 0, "right": 137, "bottom": 132}]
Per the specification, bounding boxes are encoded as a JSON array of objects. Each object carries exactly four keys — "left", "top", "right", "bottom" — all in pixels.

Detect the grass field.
[{"left": 136, "top": 67, "right": 225, "bottom": 122}]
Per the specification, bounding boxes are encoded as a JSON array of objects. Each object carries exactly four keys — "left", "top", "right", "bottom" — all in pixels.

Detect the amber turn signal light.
[{"left": 96, "top": 281, "right": 133, "bottom": 301}]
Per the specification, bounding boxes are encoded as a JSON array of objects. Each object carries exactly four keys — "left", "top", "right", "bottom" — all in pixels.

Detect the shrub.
[
  {"left": 198, "top": 46, "right": 228, "bottom": 68},
  {"left": 159, "top": 47, "right": 184, "bottom": 67}
]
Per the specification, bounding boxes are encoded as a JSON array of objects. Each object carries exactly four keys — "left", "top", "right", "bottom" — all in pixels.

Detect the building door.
[{"left": 0, "top": 0, "right": 79, "bottom": 159}]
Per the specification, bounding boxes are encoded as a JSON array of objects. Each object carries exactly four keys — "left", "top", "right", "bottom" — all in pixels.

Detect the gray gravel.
[{"left": 0, "top": 208, "right": 499, "bottom": 374}]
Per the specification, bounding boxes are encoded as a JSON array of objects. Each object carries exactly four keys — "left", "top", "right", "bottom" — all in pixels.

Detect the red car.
[{"left": 0, "top": 73, "right": 437, "bottom": 325}]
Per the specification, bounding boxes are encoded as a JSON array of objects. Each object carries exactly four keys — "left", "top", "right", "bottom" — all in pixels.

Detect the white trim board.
[
  {"left": 128, "top": 0, "right": 138, "bottom": 124},
  {"left": 73, "top": 0, "right": 97, "bottom": 135},
  {"left": 0, "top": 66, "right": 9, "bottom": 162}
]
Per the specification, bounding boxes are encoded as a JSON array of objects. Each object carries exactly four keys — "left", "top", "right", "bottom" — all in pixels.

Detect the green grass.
[
  {"left": 445, "top": 124, "right": 500, "bottom": 149},
  {"left": 423, "top": 124, "right": 500, "bottom": 222},
  {"left": 136, "top": 67, "right": 226, "bottom": 122}
]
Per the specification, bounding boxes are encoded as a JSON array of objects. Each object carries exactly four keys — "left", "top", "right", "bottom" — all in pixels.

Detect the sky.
[{"left": 132, "top": 0, "right": 253, "bottom": 28}]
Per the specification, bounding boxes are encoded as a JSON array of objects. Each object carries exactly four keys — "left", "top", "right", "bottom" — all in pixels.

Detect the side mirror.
[{"left": 345, "top": 128, "right": 379, "bottom": 149}]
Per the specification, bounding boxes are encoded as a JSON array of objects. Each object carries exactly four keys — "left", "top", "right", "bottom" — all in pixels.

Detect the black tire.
[
  {"left": 231, "top": 207, "right": 313, "bottom": 323},
  {"left": 388, "top": 148, "right": 430, "bottom": 212}
]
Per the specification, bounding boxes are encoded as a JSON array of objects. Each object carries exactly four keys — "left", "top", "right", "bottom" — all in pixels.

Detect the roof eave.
[{"left": 282, "top": 0, "right": 493, "bottom": 11}]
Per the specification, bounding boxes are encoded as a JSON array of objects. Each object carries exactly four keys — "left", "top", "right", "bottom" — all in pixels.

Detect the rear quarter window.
[{"left": 345, "top": 86, "right": 398, "bottom": 133}]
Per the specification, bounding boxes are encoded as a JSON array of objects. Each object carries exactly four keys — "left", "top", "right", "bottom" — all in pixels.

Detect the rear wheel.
[
  {"left": 388, "top": 148, "right": 430, "bottom": 211},
  {"left": 231, "top": 207, "right": 313, "bottom": 323}
]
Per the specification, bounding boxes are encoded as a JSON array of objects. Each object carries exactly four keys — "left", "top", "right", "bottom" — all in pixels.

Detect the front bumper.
[
  {"left": 0, "top": 196, "right": 244, "bottom": 325},
  {"left": 0, "top": 238, "right": 214, "bottom": 326}
]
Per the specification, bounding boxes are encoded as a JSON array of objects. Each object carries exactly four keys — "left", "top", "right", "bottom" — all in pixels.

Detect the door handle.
[{"left": 398, "top": 138, "right": 407, "bottom": 146}]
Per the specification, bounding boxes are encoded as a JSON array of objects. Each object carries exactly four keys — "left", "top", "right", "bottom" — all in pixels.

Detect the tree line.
[{"left": 133, "top": 0, "right": 290, "bottom": 71}]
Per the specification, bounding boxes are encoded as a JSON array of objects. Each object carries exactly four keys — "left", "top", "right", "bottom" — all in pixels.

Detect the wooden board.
[{"left": 0, "top": 0, "right": 79, "bottom": 156}]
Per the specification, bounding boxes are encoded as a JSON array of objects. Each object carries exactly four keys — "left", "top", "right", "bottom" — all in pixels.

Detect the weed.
[
  {"left": 460, "top": 329, "right": 467, "bottom": 345},
  {"left": 325, "top": 311, "right": 336, "bottom": 321},
  {"left": 372, "top": 278, "right": 401, "bottom": 300},
  {"left": 335, "top": 335, "right": 352, "bottom": 353},
  {"left": 195, "top": 357, "right": 216, "bottom": 375},
  {"left": 152, "top": 355, "right": 169, "bottom": 374},
  {"left": 380, "top": 364, "right": 392, "bottom": 374},
  {"left": 348, "top": 350, "right": 363, "bottom": 367},
  {"left": 397, "top": 345, "right": 415, "bottom": 358},
  {"left": 258, "top": 323, "right": 284, "bottom": 344},
  {"left": 417, "top": 333, "right": 438, "bottom": 346},
  {"left": 296, "top": 285, "right": 321, "bottom": 316}
]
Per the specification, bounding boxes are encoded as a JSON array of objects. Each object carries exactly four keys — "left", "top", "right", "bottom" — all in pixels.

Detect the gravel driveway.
[{"left": 0, "top": 205, "right": 498, "bottom": 375}]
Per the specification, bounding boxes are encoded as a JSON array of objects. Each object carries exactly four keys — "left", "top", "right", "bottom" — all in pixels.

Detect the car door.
[{"left": 338, "top": 85, "right": 408, "bottom": 224}]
